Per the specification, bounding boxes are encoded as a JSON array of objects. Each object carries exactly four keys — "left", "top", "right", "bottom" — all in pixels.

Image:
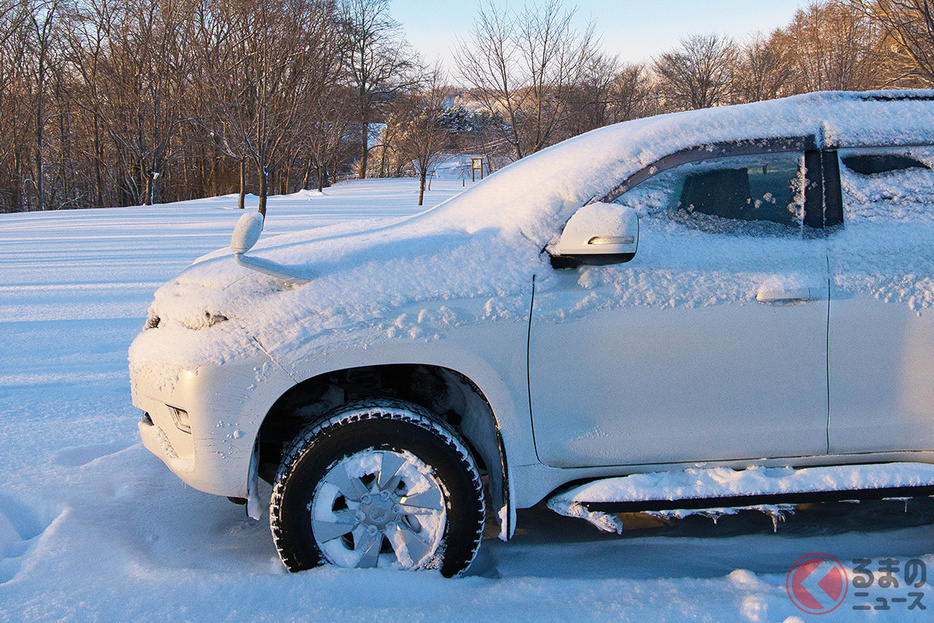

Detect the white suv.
[{"left": 130, "top": 91, "right": 934, "bottom": 577}]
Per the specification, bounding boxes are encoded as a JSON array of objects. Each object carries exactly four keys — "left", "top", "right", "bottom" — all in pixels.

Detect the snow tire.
[{"left": 270, "top": 399, "right": 485, "bottom": 578}]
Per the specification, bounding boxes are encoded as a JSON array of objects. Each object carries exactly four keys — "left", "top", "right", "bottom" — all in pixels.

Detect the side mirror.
[
  {"left": 229, "top": 211, "right": 313, "bottom": 284},
  {"left": 231, "top": 211, "right": 265, "bottom": 254},
  {"left": 551, "top": 202, "right": 639, "bottom": 269}
]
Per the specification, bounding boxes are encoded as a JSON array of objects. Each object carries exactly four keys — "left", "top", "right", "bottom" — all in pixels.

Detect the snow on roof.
[{"left": 425, "top": 90, "right": 934, "bottom": 244}]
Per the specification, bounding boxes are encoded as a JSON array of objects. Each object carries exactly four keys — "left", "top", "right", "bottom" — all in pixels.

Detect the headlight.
[{"left": 168, "top": 405, "right": 191, "bottom": 434}]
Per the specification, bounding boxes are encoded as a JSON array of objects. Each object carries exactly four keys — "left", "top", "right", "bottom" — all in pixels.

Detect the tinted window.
[{"left": 841, "top": 154, "right": 930, "bottom": 176}]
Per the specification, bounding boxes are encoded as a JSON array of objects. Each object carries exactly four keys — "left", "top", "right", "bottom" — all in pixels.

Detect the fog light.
[{"left": 168, "top": 406, "right": 191, "bottom": 434}]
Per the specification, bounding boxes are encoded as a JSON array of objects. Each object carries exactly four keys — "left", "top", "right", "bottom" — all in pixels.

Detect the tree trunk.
[
  {"left": 358, "top": 118, "right": 368, "bottom": 179},
  {"left": 258, "top": 166, "right": 268, "bottom": 217},
  {"left": 180, "top": 125, "right": 191, "bottom": 200},
  {"left": 35, "top": 88, "right": 44, "bottom": 211},
  {"left": 93, "top": 115, "right": 104, "bottom": 209},
  {"left": 143, "top": 167, "right": 152, "bottom": 206},
  {"left": 238, "top": 157, "right": 246, "bottom": 210},
  {"left": 418, "top": 167, "right": 427, "bottom": 206},
  {"left": 210, "top": 144, "right": 219, "bottom": 197},
  {"left": 58, "top": 92, "right": 68, "bottom": 207},
  {"left": 301, "top": 155, "right": 312, "bottom": 190},
  {"left": 378, "top": 144, "right": 388, "bottom": 178},
  {"left": 199, "top": 142, "right": 208, "bottom": 197},
  {"left": 12, "top": 150, "right": 22, "bottom": 212}
]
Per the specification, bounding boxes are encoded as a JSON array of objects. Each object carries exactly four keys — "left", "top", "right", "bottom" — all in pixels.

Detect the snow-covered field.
[{"left": 2, "top": 178, "right": 934, "bottom": 622}]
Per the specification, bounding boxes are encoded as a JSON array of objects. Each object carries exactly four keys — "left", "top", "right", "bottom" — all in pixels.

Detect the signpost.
[{"left": 472, "top": 157, "right": 484, "bottom": 182}]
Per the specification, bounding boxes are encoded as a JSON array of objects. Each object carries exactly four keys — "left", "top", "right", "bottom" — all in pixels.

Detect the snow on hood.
[
  {"left": 130, "top": 91, "right": 934, "bottom": 386},
  {"left": 129, "top": 212, "right": 545, "bottom": 390}
]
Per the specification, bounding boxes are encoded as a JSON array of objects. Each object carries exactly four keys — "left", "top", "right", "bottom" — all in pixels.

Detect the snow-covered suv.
[{"left": 130, "top": 91, "right": 934, "bottom": 577}]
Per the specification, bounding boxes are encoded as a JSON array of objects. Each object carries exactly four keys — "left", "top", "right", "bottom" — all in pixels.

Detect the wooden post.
[{"left": 472, "top": 157, "right": 484, "bottom": 182}]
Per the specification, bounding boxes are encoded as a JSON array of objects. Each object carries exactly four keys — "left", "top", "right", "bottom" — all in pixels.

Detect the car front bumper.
[{"left": 133, "top": 358, "right": 296, "bottom": 498}]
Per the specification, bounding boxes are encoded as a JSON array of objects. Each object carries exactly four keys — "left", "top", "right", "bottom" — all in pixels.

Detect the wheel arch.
[{"left": 255, "top": 362, "right": 511, "bottom": 536}]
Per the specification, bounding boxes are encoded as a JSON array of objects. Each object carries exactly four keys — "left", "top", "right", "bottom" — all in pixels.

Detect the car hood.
[{"left": 129, "top": 207, "right": 549, "bottom": 391}]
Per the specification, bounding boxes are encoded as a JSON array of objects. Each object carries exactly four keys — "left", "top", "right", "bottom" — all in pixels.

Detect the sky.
[{"left": 393, "top": 0, "right": 811, "bottom": 70}]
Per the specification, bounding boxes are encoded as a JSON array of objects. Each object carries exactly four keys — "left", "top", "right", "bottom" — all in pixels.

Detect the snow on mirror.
[
  {"left": 551, "top": 202, "right": 639, "bottom": 268},
  {"left": 230, "top": 211, "right": 314, "bottom": 284},
  {"left": 230, "top": 211, "right": 264, "bottom": 254}
]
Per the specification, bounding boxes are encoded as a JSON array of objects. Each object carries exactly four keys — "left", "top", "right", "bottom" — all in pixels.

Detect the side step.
[{"left": 547, "top": 463, "right": 934, "bottom": 533}]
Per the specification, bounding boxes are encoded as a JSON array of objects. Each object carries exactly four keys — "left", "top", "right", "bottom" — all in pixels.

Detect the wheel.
[{"left": 269, "top": 400, "right": 485, "bottom": 577}]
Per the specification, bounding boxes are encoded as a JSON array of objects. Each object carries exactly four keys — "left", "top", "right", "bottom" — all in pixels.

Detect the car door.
[
  {"left": 529, "top": 146, "right": 831, "bottom": 468},
  {"left": 828, "top": 146, "right": 934, "bottom": 453}
]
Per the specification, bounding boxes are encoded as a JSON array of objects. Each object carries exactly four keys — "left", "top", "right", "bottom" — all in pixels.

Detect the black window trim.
[
  {"left": 597, "top": 136, "right": 818, "bottom": 205},
  {"left": 595, "top": 137, "right": 934, "bottom": 235},
  {"left": 821, "top": 149, "right": 844, "bottom": 229},
  {"left": 820, "top": 142, "right": 934, "bottom": 230}
]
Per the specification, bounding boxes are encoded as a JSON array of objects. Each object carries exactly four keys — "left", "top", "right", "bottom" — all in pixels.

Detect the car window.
[
  {"left": 832, "top": 147, "right": 934, "bottom": 311},
  {"left": 612, "top": 153, "right": 805, "bottom": 234},
  {"left": 841, "top": 153, "right": 930, "bottom": 176},
  {"left": 838, "top": 147, "right": 934, "bottom": 223}
]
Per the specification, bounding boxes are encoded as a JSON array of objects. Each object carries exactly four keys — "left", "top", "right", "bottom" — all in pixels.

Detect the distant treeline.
[{"left": 1, "top": 0, "right": 932, "bottom": 213}]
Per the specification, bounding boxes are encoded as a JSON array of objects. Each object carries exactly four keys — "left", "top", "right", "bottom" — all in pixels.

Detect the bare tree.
[
  {"left": 189, "top": 0, "right": 248, "bottom": 206},
  {"left": 456, "top": 0, "right": 598, "bottom": 160},
  {"left": 778, "top": 0, "right": 883, "bottom": 92},
  {"left": 859, "top": 0, "right": 934, "bottom": 85},
  {"left": 195, "top": 0, "right": 338, "bottom": 215},
  {"left": 562, "top": 51, "right": 619, "bottom": 135},
  {"left": 391, "top": 62, "right": 448, "bottom": 205},
  {"left": 337, "top": 0, "right": 415, "bottom": 179},
  {"left": 61, "top": 0, "right": 111, "bottom": 208},
  {"left": 0, "top": 0, "right": 34, "bottom": 211},
  {"left": 29, "top": 0, "right": 59, "bottom": 211},
  {"left": 602, "top": 61, "right": 653, "bottom": 124},
  {"left": 302, "top": 85, "right": 355, "bottom": 192},
  {"left": 69, "top": 0, "right": 195, "bottom": 206},
  {"left": 733, "top": 31, "right": 794, "bottom": 103},
  {"left": 653, "top": 33, "right": 736, "bottom": 110},
  {"left": 455, "top": 2, "right": 520, "bottom": 156}
]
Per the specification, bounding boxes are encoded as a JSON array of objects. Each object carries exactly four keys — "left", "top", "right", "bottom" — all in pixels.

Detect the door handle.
[{"left": 756, "top": 285, "right": 820, "bottom": 303}]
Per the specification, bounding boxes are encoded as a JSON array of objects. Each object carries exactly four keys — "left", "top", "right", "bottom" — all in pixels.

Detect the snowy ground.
[{"left": 2, "top": 178, "right": 934, "bottom": 622}]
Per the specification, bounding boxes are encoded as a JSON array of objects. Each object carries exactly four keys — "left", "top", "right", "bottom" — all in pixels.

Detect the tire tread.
[{"left": 269, "top": 399, "right": 485, "bottom": 577}]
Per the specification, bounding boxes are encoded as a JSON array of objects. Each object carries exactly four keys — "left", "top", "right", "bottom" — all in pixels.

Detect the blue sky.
[{"left": 392, "top": 0, "right": 810, "bottom": 68}]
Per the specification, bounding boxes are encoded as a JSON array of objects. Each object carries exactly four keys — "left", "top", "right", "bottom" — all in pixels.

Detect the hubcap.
[{"left": 311, "top": 449, "right": 447, "bottom": 569}]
